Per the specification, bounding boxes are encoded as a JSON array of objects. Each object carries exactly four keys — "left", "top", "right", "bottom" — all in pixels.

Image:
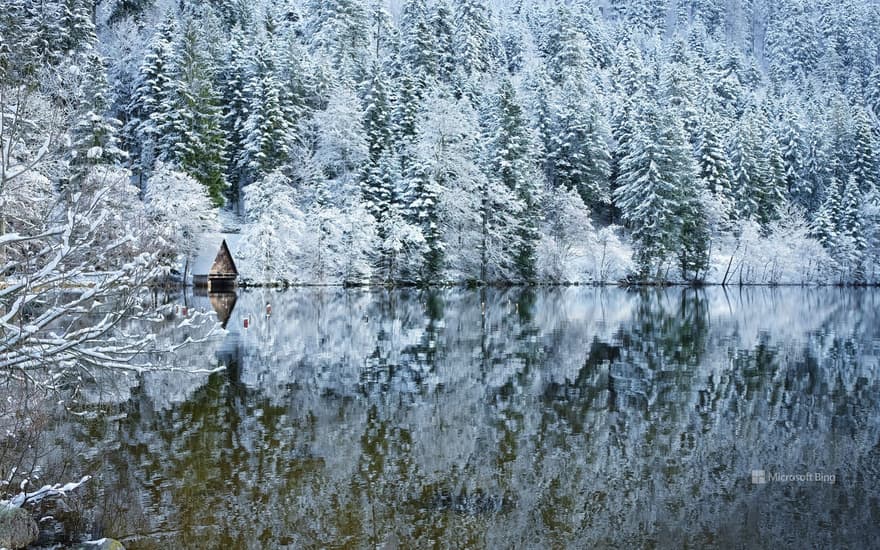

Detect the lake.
[{"left": 35, "top": 287, "right": 880, "bottom": 548}]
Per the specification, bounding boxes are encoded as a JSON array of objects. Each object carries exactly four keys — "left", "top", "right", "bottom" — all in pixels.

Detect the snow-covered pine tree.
[
  {"left": 852, "top": 110, "right": 878, "bottom": 196},
  {"left": 68, "top": 52, "right": 127, "bottom": 182},
  {"left": 305, "top": 0, "right": 369, "bottom": 79},
  {"left": 661, "top": 39, "right": 701, "bottom": 145},
  {"left": 400, "top": 0, "right": 437, "bottom": 83},
  {"left": 544, "top": 6, "right": 589, "bottom": 85},
  {"left": 626, "top": 0, "right": 669, "bottom": 34},
  {"left": 699, "top": 114, "right": 733, "bottom": 197},
  {"left": 812, "top": 176, "right": 841, "bottom": 248},
  {"left": 238, "top": 39, "right": 296, "bottom": 184},
  {"left": 125, "top": 13, "right": 177, "bottom": 186},
  {"left": 729, "top": 111, "right": 764, "bottom": 222},
  {"left": 548, "top": 83, "right": 611, "bottom": 211},
  {"left": 614, "top": 102, "right": 700, "bottom": 280},
  {"left": 65, "top": 5, "right": 126, "bottom": 183},
  {"left": 839, "top": 174, "right": 868, "bottom": 280},
  {"left": 430, "top": 0, "right": 456, "bottom": 83},
  {"left": 867, "top": 66, "right": 880, "bottom": 121},
  {"left": 452, "top": 0, "right": 496, "bottom": 77},
  {"left": 487, "top": 79, "right": 540, "bottom": 281},
  {"left": 158, "top": 15, "right": 228, "bottom": 205},
  {"left": 394, "top": 70, "right": 422, "bottom": 149},
  {"left": 757, "top": 134, "right": 786, "bottom": 228},
  {"left": 767, "top": 0, "right": 821, "bottom": 85},
  {"left": 780, "top": 113, "right": 806, "bottom": 205},
  {"left": 360, "top": 64, "right": 395, "bottom": 222},
  {"left": 406, "top": 161, "right": 443, "bottom": 281},
  {"left": 220, "top": 26, "right": 252, "bottom": 202},
  {"left": 57, "top": 0, "right": 95, "bottom": 56},
  {"left": 801, "top": 129, "right": 830, "bottom": 213}
]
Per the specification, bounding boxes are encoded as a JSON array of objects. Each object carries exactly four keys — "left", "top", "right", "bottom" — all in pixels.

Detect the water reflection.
[{"left": 53, "top": 288, "right": 880, "bottom": 548}]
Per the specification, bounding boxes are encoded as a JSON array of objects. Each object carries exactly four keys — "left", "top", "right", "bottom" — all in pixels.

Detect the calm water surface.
[{"left": 49, "top": 288, "right": 880, "bottom": 548}]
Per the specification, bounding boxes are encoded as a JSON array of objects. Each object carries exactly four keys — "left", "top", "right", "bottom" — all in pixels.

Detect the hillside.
[{"left": 2, "top": 0, "right": 880, "bottom": 284}]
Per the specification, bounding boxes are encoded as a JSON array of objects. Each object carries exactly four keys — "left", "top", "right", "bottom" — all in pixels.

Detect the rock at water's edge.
[
  {"left": 77, "top": 538, "right": 126, "bottom": 550},
  {"left": 0, "top": 506, "right": 39, "bottom": 549}
]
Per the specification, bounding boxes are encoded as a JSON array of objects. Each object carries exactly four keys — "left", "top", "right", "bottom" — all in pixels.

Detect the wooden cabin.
[{"left": 194, "top": 239, "right": 239, "bottom": 291}]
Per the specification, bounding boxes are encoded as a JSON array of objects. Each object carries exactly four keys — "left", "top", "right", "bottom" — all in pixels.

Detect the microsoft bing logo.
[{"left": 750, "top": 469, "right": 835, "bottom": 484}]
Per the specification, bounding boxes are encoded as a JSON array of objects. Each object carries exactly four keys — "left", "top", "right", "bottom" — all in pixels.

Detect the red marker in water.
[{"left": 243, "top": 317, "right": 249, "bottom": 329}]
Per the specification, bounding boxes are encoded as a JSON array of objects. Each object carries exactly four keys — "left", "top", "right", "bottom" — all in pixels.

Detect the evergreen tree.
[
  {"left": 548, "top": 85, "right": 611, "bottom": 210},
  {"left": 238, "top": 40, "right": 296, "bottom": 183},
  {"left": 693, "top": 0, "right": 725, "bottom": 35},
  {"left": 406, "top": 162, "right": 443, "bottom": 281},
  {"left": 812, "top": 177, "right": 841, "bottom": 247},
  {"left": 867, "top": 65, "right": 880, "bottom": 121},
  {"left": 400, "top": 0, "right": 437, "bottom": 81},
  {"left": 488, "top": 79, "right": 539, "bottom": 281},
  {"left": 729, "top": 113, "right": 764, "bottom": 221},
  {"left": 626, "top": 0, "right": 669, "bottom": 33},
  {"left": 698, "top": 115, "right": 733, "bottom": 197},
  {"left": 69, "top": 53, "right": 126, "bottom": 179},
  {"left": 125, "top": 14, "right": 177, "bottom": 184},
  {"left": 394, "top": 70, "right": 422, "bottom": 145},
  {"left": 430, "top": 0, "right": 456, "bottom": 83},
  {"left": 840, "top": 175, "right": 867, "bottom": 250},
  {"left": 852, "top": 110, "right": 878, "bottom": 195},
  {"left": 614, "top": 103, "right": 700, "bottom": 279},
  {"left": 57, "top": 0, "right": 96, "bottom": 55},
  {"left": 158, "top": 15, "right": 228, "bottom": 205},
  {"left": 219, "top": 26, "right": 251, "bottom": 202},
  {"left": 780, "top": 116, "right": 806, "bottom": 204},
  {"left": 802, "top": 130, "right": 830, "bottom": 212},
  {"left": 360, "top": 64, "right": 395, "bottom": 221},
  {"left": 767, "top": 0, "right": 821, "bottom": 84},
  {"left": 840, "top": 174, "right": 868, "bottom": 280},
  {"left": 757, "top": 135, "right": 786, "bottom": 228},
  {"left": 452, "top": 0, "right": 495, "bottom": 77},
  {"left": 305, "top": 0, "right": 369, "bottom": 78},
  {"left": 65, "top": 4, "right": 126, "bottom": 181},
  {"left": 544, "top": 6, "right": 589, "bottom": 85}
]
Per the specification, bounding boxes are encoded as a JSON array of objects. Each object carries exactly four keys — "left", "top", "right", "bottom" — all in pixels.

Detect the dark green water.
[{"left": 43, "top": 288, "right": 880, "bottom": 548}]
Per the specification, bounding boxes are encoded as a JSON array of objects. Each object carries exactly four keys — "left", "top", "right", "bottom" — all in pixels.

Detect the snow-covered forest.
[{"left": 3, "top": 0, "right": 880, "bottom": 284}]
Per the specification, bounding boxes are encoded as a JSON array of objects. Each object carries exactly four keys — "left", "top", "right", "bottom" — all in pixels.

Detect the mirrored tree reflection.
[{"left": 39, "top": 288, "right": 880, "bottom": 548}]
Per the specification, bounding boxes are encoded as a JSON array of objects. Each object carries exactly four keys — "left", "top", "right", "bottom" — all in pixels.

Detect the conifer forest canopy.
[{"left": 3, "top": 0, "right": 880, "bottom": 285}]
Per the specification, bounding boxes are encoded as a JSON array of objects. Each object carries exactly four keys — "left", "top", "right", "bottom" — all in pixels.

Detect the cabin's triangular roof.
[
  {"left": 192, "top": 233, "right": 241, "bottom": 276},
  {"left": 210, "top": 239, "right": 238, "bottom": 276}
]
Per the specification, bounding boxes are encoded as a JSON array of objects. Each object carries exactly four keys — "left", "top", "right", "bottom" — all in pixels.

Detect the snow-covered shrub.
[
  {"left": 538, "top": 188, "right": 633, "bottom": 283},
  {"left": 711, "top": 214, "right": 834, "bottom": 285},
  {"left": 378, "top": 210, "right": 425, "bottom": 283},
  {"left": 311, "top": 86, "right": 368, "bottom": 184},
  {"left": 81, "top": 165, "right": 158, "bottom": 270},
  {"left": 144, "top": 162, "right": 219, "bottom": 278},
  {"left": 238, "top": 171, "right": 305, "bottom": 283},
  {"left": 295, "top": 198, "right": 378, "bottom": 285},
  {"left": 591, "top": 226, "right": 635, "bottom": 283},
  {"left": 539, "top": 187, "right": 596, "bottom": 282}
]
